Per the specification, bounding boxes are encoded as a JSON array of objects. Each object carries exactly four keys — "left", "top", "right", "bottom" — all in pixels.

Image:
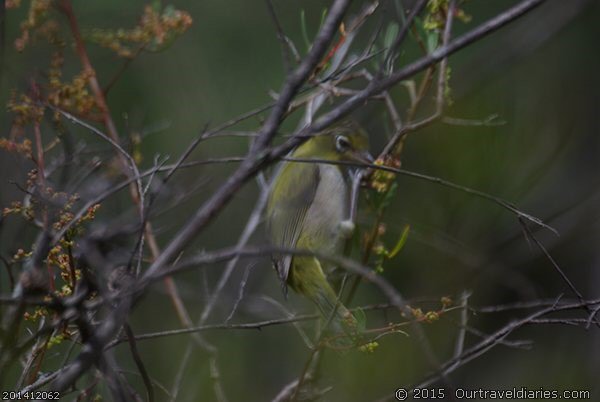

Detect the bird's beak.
[{"left": 350, "top": 150, "right": 375, "bottom": 166}]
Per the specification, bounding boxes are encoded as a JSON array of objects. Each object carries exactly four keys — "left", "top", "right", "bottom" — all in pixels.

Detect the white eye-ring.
[{"left": 335, "top": 135, "right": 351, "bottom": 153}]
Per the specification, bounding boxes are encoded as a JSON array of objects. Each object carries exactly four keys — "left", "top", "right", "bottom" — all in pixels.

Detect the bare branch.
[
  {"left": 144, "top": 0, "right": 353, "bottom": 280},
  {"left": 304, "top": 0, "right": 548, "bottom": 135}
]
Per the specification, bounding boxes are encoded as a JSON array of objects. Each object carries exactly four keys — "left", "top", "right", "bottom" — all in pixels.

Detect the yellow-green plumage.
[{"left": 266, "top": 124, "right": 372, "bottom": 334}]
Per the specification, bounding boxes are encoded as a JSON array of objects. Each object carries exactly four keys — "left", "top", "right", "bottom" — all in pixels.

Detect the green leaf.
[
  {"left": 388, "top": 225, "right": 410, "bottom": 259},
  {"left": 300, "top": 10, "right": 310, "bottom": 52},
  {"left": 353, "top": 307, "right": 367, "bottom": 333},
  {"left": 319, "top": 8, "right": 328, "bottom": 31},
  {"left": 426, "top": 31, "right": 439, "bottom": 53},
  {"left": 383, "top": 22, "right": 399, "bottom": 52}
]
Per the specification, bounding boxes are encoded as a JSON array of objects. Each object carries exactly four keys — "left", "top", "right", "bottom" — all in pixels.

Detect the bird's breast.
[{"left": 299, "top": 164, "right": 348, "bottom": 255}]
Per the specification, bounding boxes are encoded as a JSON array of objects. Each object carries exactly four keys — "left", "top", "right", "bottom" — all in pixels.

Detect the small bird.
[{"left": 266, "top": 123, "right": 373, "bottom": 334}]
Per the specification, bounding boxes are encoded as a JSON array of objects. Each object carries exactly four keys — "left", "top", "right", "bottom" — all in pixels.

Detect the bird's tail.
[
  {"left": 289, "top": 257, "right": 360, "bottom": 338},
  {"left": 313, "top": 284, "right": 359, "bottom": 336}
]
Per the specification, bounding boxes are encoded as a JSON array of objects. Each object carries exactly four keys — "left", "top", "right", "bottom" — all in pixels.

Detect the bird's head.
[{"left": 294, "top": 122, "right": 374, "bottom": 165}]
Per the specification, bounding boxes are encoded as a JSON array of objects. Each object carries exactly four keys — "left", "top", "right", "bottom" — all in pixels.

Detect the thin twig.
[
  {"left": 106, "top": 314, "right": 318, "bottom": 349},
  {"left": 519, "top": 218, "right": 598, "bottom": 327},
  {"left": 381, "top": 0, "right": 428, "bottom": 72},
  {"left": 124, "top": 324, "right": 154, "bottom": 402},
  {"left": 199, "top": 173, "right": 271, "bottom": 325},
  {"left": 283, "top": 157, "right": 557, "bottom": 235},
  {"left": 304, "top": 0, "right": 548, "bottom": 136},
  {"left": 144, "top": 0, "right": 353, "bottom": 281},
  {"left": 225, "top": 263, "right": 254, "bottom": 323},
  {"left": 266, "top": 0, "right": 294, "bottom": 73},
  {"left": 54, "top": 107, "right": 144, "bottom": 219}
]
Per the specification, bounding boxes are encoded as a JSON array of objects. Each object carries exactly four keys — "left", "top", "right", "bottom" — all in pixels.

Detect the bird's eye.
[{"left": 335, "top": 135, "right": 351, "bottom": 153}]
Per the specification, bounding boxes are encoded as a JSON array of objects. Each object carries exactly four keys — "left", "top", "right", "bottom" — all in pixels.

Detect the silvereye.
[{"left": 266, "top": 123, "right": 373, "bottom": 333}]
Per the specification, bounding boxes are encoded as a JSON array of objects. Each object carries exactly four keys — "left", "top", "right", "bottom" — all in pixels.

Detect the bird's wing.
[{"left": 266, "top": 162, "right": 320, "bottom": 295}]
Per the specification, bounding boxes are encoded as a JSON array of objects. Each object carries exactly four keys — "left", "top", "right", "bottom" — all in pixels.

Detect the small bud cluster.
[
  {"left": 8, "top": 92, "right": 45, "bottom": 126},
  {"left": 88, "top": 5, "right": 193, "bottom": 58},
  {"left": 4, "top": 1, "right": 192, "bottom": 161},
  {"left": 370, "top": 156, "right": 401, "bottom": 193},
  {"left": 3, "top": 188, "right": 101, "bottom": 319},
  {"left": 47, "top": 329, "right": 76, "bottom": 348},
  {"left": 24, "top": 306, "right": 49, "bottom": 321},
  {"left": 0, "top": 138, "right": 33, "bottom": 158},
  {"left": 3, "top": 199, "right": 35, "bottom": 221},
  {"left": 12, "top": 248, "right": 33, "bottom": 262},
  {"left": 423, "top": 0, "right": 471, "bottom": 32},
  {"left": 441, "top": 296, "right": 453, "bottom": 309},
  {"left": 14, "top": 0, "right": 52, "bottom": 51},
  {"left": 358, "top": 341, "right": 379, "bottom": 353},
  {"left": 48, "top": 63, "right": 98, "bottom": 116},
  {"left": 400, "top": 296, "right": 454, "bottom": 326}
]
